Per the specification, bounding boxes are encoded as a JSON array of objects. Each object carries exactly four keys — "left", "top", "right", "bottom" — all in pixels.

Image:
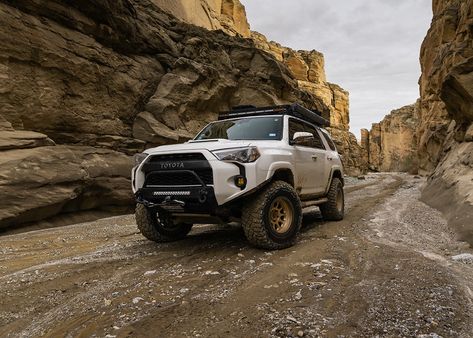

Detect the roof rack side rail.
[
  {"left": 218, "top": 103, "right": 330, "bottom": 127},
  {"left": 218, "top": 105, "right": 289, "bottom": 120},
  {"left": 289, "top": 103, "right": 330, "bottom": 127}
]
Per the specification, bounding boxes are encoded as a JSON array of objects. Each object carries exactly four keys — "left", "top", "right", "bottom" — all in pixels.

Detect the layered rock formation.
[
  {"left": 1, "top": 0, "right": 363, "bottom": 229},
  {"left": 363, "top": 104, "right": 419, "bottom": 173},
  {"left": 0, "top": 0, "right": 368, "bottom": 228},
  {"left": 252, "top": 32, "right": 367, "bottom": 175},
  {"left": 419, "top": 0, "right": 473, "bottom": 243},
  {"left": 0, "top": 118, "right": 132, "bottom": 228},
  {"left": 152, "top": 0, "right": 250, "bottom": 37}
]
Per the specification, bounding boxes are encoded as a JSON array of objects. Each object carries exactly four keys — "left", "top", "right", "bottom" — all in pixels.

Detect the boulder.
[{"left": 0, "top": 144, "right": 132, "bottom": 229}]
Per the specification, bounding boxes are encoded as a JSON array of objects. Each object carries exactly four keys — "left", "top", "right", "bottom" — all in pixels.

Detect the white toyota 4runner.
[{"left": 132, "top": 104, "right": 344, "bottom": 249}]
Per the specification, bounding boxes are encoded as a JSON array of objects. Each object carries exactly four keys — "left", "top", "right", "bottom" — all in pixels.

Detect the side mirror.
[{"left": 292, "top": 132, "right": 314, "bottom": 146}]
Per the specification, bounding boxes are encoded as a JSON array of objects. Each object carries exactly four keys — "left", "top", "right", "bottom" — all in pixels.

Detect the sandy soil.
[{"left": 1, "top": 173, "right": 473, "bottom": 338}]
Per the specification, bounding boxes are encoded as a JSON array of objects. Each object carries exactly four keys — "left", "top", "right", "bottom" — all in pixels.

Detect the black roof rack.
[{"left": 219, "top": 103, "right": 330, "bottom": 127}]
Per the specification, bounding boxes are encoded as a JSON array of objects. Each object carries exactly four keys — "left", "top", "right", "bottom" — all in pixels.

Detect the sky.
[{"left": 240, "top": 0, "right": 432, "bottom": 138}]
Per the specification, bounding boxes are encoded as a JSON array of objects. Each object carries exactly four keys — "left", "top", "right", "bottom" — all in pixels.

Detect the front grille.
[
  {"left": 145, "top": 168, "right": 213, "bottom": 187},
  {"left": 148, "top": 153, "right": 206, "bottom": 162},
  {"left": 143, "top": 152, "right": 213, "bottom": 187}
]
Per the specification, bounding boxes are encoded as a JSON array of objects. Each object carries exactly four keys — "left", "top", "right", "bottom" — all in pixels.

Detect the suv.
[{"left": 132, "top": 104, "right": 344, "bottom": 249}]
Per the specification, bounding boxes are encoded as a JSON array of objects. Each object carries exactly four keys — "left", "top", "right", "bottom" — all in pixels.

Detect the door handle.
[
  {"left": 327, "top": 156, "right": 334, "bottom": 161},
  {"left": 311, "top": 155, "right": 318, "bottom": 161}
]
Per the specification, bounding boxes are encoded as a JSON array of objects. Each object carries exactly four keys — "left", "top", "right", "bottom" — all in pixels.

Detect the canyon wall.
[
  {"left": 0, "top": 0, "right": 364, "bottom": 229},
  {"left": 252, "top": 32, "right": 367, "bottom": 175},
  {"left": 151, "top": 0, "right": 250, "bottom": 37},
  {"left": 419, "top": 0, "right": 473, "bottom": 242},
  {"left": 362, "top": 104, "right": 419, "bottom": 173}
]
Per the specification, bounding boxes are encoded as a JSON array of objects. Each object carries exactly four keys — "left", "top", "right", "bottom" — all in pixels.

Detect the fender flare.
[
  {"left": 265, "top": 162, "right": 297, "bottom": 183},
  {"left": 324, "top": 167, "right": 344, "bottom": 194}
]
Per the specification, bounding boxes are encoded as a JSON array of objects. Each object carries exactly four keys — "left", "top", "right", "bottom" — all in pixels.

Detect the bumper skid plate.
[{"left": 135, "top": 186, "right": 218, "bottom": 214}]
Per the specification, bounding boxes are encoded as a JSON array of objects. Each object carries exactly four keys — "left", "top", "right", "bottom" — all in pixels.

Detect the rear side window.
[{"left": 321, "top": 132, "right": 337, "bottom": 151}]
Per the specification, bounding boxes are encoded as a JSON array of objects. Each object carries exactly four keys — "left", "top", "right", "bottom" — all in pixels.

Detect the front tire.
[
  {"left": 135, "top": 204, "right": 193, "bottom": 242},
  {"left": 320, "top": 178, "right": 344, "bottom": 221},
  {"left": 242, "top": 181, "right": 302, "bottom": 250}
]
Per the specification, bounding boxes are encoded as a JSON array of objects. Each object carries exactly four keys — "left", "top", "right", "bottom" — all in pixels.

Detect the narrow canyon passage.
[{"left": 1, "top": 173, "right": 472, "bottom": 337}]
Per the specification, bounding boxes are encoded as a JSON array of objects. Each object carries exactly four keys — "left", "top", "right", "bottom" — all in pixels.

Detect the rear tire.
[
  {"left": 320, "top": 178, "right": 344, "bottom": 221},
  {"left": 242, "top": 181, "right": 302, "bottom": 250},
  {"left": 135, "top": 204, "right": 193, "bottom": 242}
]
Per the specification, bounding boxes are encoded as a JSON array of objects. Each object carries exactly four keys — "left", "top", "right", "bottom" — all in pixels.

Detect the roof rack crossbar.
[{"left": 218, "top": 103, "right": 330, "bottom": 127}]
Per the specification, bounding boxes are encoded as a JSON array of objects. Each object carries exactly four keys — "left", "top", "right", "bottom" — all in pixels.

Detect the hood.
[{"left": 145, "top": 139, "right": 252, "bottom": 154}]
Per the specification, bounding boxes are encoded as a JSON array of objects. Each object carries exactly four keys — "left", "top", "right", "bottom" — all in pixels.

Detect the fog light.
[{"left": 235, "top": 175, "right": 247, "bottom": 189}]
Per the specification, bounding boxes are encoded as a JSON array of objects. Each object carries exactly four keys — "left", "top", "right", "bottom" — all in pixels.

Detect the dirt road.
[{"left": 1, "top": 173, "right": 473, "bottom": 337}]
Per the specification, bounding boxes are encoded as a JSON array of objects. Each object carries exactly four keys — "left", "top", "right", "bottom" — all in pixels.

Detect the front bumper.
[{"left": 133, "top": 150, "right": 267, "bottom": 206}]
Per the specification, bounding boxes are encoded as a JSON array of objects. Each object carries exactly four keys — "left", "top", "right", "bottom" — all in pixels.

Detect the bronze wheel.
[
  {"left": 269, "top": 196, "right": 294, "bottom": 234},
  {"left": 242, "top": 181, "right": 302, "bottom": 250}
]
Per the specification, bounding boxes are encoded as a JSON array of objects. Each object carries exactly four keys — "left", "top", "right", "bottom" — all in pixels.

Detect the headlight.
[
  {"left": 133, "top": 153, "right": 148, "bottom": 167},
  {"left": 213, "top": 147, "right": 260, "bottom": 163}
]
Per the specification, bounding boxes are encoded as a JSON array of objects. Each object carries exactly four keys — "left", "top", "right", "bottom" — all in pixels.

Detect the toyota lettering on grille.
[{"left": 160, "top": 161, "right": 185, "bottom": 169}]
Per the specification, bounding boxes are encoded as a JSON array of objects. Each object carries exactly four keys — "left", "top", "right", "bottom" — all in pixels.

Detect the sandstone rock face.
[
  {"left": 251, "top": 32, "right": 367, "bottom": 175},
  {"left": 0, "top": 123, "right": 132, "bottom": 230},
  {"left": 364, "top": 104, "right": 419, "bottom": 173},
  {"left": 419, "top": 0, "right": 473, "bottom": 243},
  {"left": 152, "top": 0, "right": 250, "bottom": 37},
  {"left": 0, "top": 0, "right": 364, "bottom": 228},
  {"left": 418, "top": 0, "right": 473, "bottom": 174}
]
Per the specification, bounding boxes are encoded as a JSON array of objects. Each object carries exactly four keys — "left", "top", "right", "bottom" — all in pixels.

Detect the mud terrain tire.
[
  {"left": 135, "top": 204, "right": 193, "bottom": 242},
  {"left": 242, "top": 181, "right": 302, "bottom": 250},
  {"left": 320, "top": 178, "right": 344, "bottom": 221}
]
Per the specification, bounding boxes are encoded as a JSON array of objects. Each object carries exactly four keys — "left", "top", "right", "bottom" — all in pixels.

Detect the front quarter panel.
[{"left": 250, "top": 143, "right": 295, "bottom": 183}]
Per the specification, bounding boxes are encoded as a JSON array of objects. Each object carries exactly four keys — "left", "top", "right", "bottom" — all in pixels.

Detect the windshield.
[{"left": 195, "top": 116, "right": 283, "bottom": 141}]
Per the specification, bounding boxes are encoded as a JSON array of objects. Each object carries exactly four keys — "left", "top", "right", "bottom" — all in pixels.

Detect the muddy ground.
[{"left": 1, "top": 173, "right": 473, "bottom": 338}]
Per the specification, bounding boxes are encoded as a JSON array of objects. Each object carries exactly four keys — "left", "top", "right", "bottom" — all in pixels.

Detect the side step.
[{"left": 301, "top": 198, "right": 328, "bottom": 209}]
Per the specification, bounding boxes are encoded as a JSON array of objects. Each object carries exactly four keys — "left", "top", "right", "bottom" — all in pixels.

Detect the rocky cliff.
[
  {"left": 0, "top": 0, "right": 364, "bottom": 229},
  {"left": 152, "top": 0, "right": 250, "bottom": 37},
  {"left": 251, "top": 32, "right": 367, "bottom": 175},
  {"left": 362, "top": 104, "right": 419, "bottom": 173},
  {"left": 418, "top": 0, "right": 473, "bottom": 242}
]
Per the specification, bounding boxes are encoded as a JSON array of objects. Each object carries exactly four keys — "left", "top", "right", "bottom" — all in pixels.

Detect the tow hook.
[
  {"left": 198, "top": 188, "right": 208, "bottom": 203},
  {"left": 162, "top": 196, "right": 185, "bottom": 207}
]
